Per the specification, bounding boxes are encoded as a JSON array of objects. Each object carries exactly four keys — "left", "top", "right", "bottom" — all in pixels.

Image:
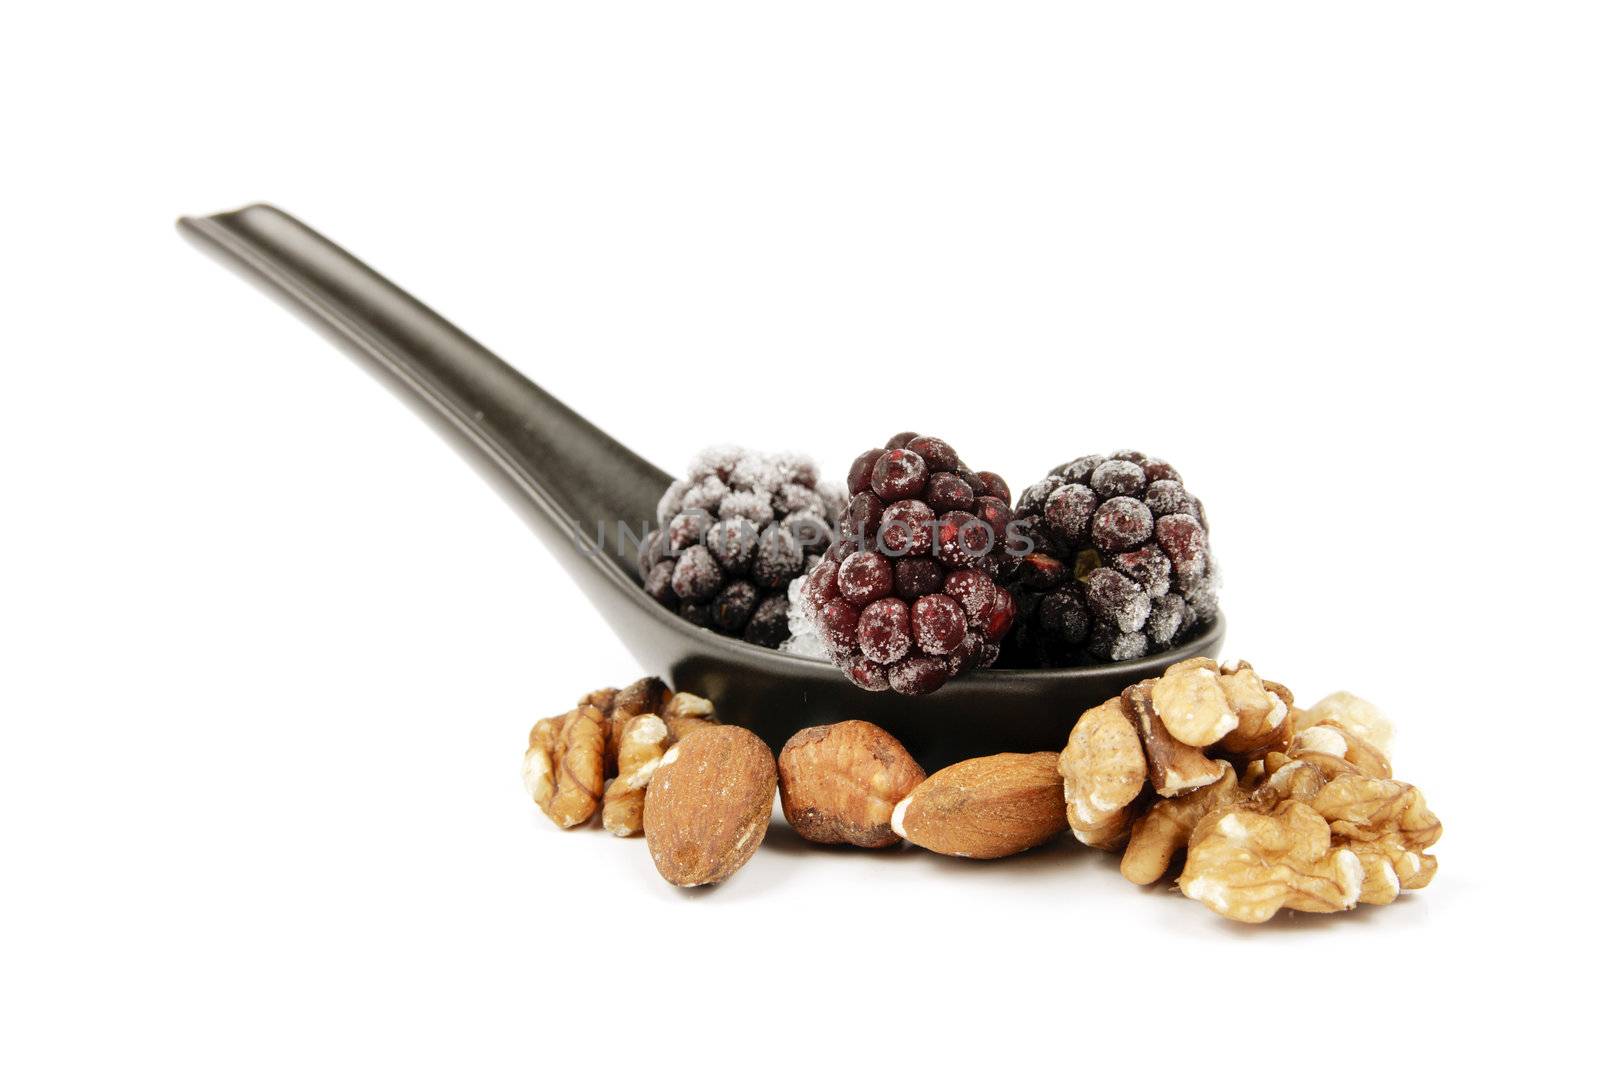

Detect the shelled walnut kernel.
[
  {"left": 523, "top": 677, "right": 720, "bottom": 832},
  {"left": 1057, "top": 698, "right": 1146, "bottom": 848},
  {"left": 522, "top": 701, "right": 608, "bottom": 829},
  {"left": 1059, "top": 659, "right": 1442, "bottom": 923},
  {"left": 1060, "top": 658, "right": 1286, "bottom": 849},
  {"left": 1177, "top": 757, "right": 1441, "bottom": 921},
  {"left": 520, "top": 662, "right": 1440, "bottom": 922},
  {"left": 601, "top": 713, "right": 672, "bottom": 837},
  {"left": 1120, "top": 763, "right": 1239, "bottom": 885},
  {"left": 1180, "top": 802, "right": 1366, "bottom": 922}
]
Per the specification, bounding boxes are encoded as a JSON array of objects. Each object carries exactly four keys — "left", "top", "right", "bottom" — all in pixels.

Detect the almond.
[
  {"left": 778, "top": 720, "right": 926, "bottom": 848},
  {"left": 890, "top": 751, "right": 1069, "bottom": 859},
  {"left": 643, "top": 725, "right": 776, "bottom": 887}
]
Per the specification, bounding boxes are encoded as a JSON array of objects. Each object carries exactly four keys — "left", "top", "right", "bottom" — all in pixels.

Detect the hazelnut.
[{"left": 778, "top": 721, "right": 926, "bottom": 848}]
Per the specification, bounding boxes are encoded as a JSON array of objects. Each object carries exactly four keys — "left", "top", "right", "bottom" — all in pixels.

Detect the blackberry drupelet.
[
  {"left": 641, "top": 447, "right": 845, "bottom": 648},
  {"left": 799, "top": 433, "right": 1016, "bottom": 695},
  {"left": 1002, "top": 450, "right": 1217, "bottom": 665}
]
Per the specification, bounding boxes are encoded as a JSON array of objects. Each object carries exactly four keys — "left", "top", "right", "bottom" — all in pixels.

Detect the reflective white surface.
[{"left": 2, "top": 3, "right": 1591, "bottom": 1062}]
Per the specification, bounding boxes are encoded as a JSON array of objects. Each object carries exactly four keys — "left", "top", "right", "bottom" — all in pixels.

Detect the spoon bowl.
[{"left": 179, "top": 204, "right": 1223, "bottom": 768}]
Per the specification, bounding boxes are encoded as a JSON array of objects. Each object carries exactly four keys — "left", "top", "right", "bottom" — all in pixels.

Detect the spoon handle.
[{"left": 177, "top": 204, "right": 670, "bottom": 567}]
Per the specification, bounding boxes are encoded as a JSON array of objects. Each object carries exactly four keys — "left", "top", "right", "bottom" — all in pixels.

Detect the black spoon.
[{"left": 178, "top": 204, "right": 1224, "bottom": 769}]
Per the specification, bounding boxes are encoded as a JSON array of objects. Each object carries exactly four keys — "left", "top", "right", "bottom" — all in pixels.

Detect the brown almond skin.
[
  {"left": 778, "top": 721, "right": 926, "bottom": 848},
  {"left": 893, "top": 752, "right": 1069, "bottom": 859},
  {"left": 644, "top": 725, "right": 776, "bottom": 887}
]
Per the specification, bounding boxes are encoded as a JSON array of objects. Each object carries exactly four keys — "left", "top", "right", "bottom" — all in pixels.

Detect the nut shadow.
[
  {"left": 633, "top": 818, "right": 1436, "bottom": 929},
  {"left": 1140, "top": 877, "right": 1431, "bottom": 935},
  {"left": 759, "top": 817, "right": 1103, "bottom": 878}
]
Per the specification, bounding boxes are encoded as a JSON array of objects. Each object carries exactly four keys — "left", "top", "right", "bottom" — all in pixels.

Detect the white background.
[{"left": 3, "top": 3, "right": 1595, "bottom": 1062}]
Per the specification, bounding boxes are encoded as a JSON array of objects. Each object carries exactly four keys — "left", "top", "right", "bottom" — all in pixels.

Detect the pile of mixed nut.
[{"left": 524, "top": 658, "right": 1441, "bottom": 924}]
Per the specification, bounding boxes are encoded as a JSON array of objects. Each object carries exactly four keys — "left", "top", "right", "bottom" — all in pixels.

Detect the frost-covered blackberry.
[
  {"left": 1001, "top": 450, "right": 1218, "bottom": 666},
  {"left": 798, "top": 432, "right": 1016, "bottom": 696},
  {"left": 641, "top": 446, "right": 843, "bottom": 648}
]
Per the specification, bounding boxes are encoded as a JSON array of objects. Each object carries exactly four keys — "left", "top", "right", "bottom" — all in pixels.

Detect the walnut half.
[
  {"left": 1059, "top": 659, "right": 1297, "bottom": 855},
  {"left": 1120, "top": 762, "right": 1240, "bottom": 885},
  {"left": 1058, "top": 663, "right": 1443, "bottom": 924},
  {"left": 601, "top": 713, "right": 672, "bottom": 837},
  {"left": 1058, "top": 697, "right": 1147, "bottom": 848},
  {"left": 1123, "top": 682, "right": 1226, "bottom": 797},
  {"left": 523, "top": 701, "right": 608, "bottom": 829},
  {"left": 1310, "top": 774, "right": 1440, "bottom": 904},
  {"left": 524, "top": 677, "right": 720, "bottom": 831},
  {"left": 1179, "top": 801, "right": 1364, "bottom": 923},
  {"left": 1149, "top": 659, "right": 1238, "bottom": 747},
  {"left": 1177, "top": 719, "right": 1441, "bottom": 922}
]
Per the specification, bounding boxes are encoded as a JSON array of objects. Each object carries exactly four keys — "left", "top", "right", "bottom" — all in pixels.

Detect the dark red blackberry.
[
  {"left": 838, "top": 549, "right": 894, "bottom": 606},
  {"left": 644, "top": 446, "right": 844, "bottom": 646},
  {"left": 911, "top": 594, "right": 967, "bottom": 655},
  {"left": 857, "top": 596, "right": 913, "bottom": 663},
  {"left": 879, "top": 499, "right": 934, "bottom": 556},
  {"left": 926, "top": 471, "right": 974, "bottom": 513},
  {"left": 1001, "top": 451, "right": 1217, "bottom": 664},
  {"left": 871, "top": 448, "right": 928, "bottom": 501},
  {"left": 796, "top": 432, "right": 1015, "bottom": 695},
  {"left": 893, "top": 558, "right": 944, "bottom": 600}
]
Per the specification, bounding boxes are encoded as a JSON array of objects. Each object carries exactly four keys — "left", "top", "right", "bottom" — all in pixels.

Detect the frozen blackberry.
[
  {"left": 643, "top": 559, "right": 677, "bottom": 608},
  {"left": 1001, "top": 451, "right": 1217, "bottom": 665},
  {"left": 643, "top": 446, "right": 841, "bottom": 647},
  {"left": 798, "top": 433, "right": 1015, "bottom": 695},
  {"left": 670, "top": 545, "right": 723, "bottom": 602},
  {"left": 743, "top": 594, "right": 791, "bottom": 649},
  {"left": 678, "top": 601, "right": 714, "bottom": 629},
  {"left": 711, "top": 580, "right": 760, "bottom": 633},
  {"left": 704, "top": 518, "right": 758, "bottom": 574},
  {"left": 752, "top": 526, "right": 806, "bottom": 590}
]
